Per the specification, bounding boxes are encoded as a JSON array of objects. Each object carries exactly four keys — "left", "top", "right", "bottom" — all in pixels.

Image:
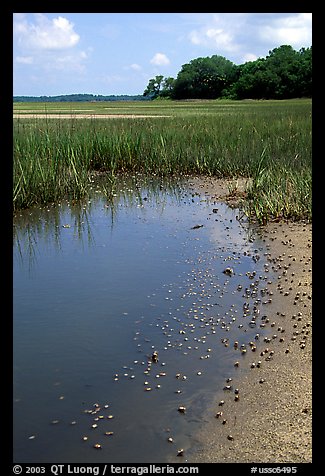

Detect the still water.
[{"left": 13, "top": 175, "right": 273, "bottom": 463}]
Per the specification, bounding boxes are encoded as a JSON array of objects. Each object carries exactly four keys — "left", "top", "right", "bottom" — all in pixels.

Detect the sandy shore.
[{"left": 185, "top": 177, "right": 312, "bottom": 463}]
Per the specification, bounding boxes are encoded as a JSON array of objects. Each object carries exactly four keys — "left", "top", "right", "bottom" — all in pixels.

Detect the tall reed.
[{"left": 13, "top": 100, "right": 311, "bottom": 222}]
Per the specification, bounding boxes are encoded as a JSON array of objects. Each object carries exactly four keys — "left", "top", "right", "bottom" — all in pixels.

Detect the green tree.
[
  {"left": 143, "top": 75, "right": 164, "bottom": 99},
  {"left": 295, "top": 47, "right": 312, "bottom": 97},
  {"left": 143, "top": 45, "right": 311, "bottom": 101},
  {"left": 160, "top": 77, "right": 175, "bottom": 97},
  {"left": 266, "top": 45, "right": 300, "bottom": 98},
  {"left": 172, "top": 55, "right": 237, "bottom": 99},
  {"left": 231, "top": 58, "right": 280, "bottom": 99},
  {"left": 232, "top": 45, "right": 312, "bottom": 99}
]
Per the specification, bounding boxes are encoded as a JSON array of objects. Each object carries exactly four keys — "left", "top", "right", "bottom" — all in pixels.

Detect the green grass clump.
[{"left": 13, "top": 99, "right": 311, "bottom": 223}]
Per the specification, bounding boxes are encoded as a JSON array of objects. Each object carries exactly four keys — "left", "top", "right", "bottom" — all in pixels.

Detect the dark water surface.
[{"left": 13, "top": 176, "right": 274, "bottom": 463}]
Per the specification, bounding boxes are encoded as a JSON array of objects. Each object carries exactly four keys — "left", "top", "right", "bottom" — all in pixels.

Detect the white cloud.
[
  {"left": 99, "top": 73, "right": 126, "bottom": 85},
  {"left": 189, "top": 30, "right": 201, "bottom": 46},
  {"left": 129, "top": 63, "right": 142, "bottom": 71},
  {"left": 207, "top": 28, "right": 235, "bottom": 50},
  {"left": 48, "top": 50, "right": 89, "bottom": 73},
  {"left": 185, "top": 13, "right": 312, "bottom": 65},
  {"left": 190, "top": 27, "right": 237, "bottom": 52},
  {"left": 13, "top": 13, "right": 80, "bottom": 50},
  {"left": 16, "top": 55, "right": 34, "bottom": 64},
  {"left": 242, "top": 53, "right": 258, "bottom": 63},
  {"left": 150, "top": 52, "right": 170, "bottom": 66},
  {"left": 188, "top": 14, "right": 240, "bottom": 52},
  {"left": 259, "top": 13, "right": 312, "bottom": 47},
  {"left": 14, "top": 48, "right": 90, "bottom": 74},
  {"left": 13, "top": 14, "right": 90, "bottom": 76}
]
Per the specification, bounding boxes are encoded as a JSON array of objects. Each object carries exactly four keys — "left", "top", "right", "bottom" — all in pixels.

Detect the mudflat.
[{"left": 187, "top": 178, "right": 312, "bottom": 463}]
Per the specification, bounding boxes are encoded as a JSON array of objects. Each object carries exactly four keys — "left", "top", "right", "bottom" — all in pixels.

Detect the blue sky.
[{"left": 13, "top": 13, "right": 312, "bottom": 96}]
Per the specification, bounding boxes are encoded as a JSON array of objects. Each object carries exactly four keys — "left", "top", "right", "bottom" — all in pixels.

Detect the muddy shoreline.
[
  {"left": 186, "top": 178, "right": 312, "bottom": 463},
  {"left": 13, "top": 175, "right": 312, "bottom": 463}
]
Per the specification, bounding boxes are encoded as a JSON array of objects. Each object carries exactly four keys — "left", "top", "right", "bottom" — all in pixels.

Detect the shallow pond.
[{"left": 13, "top": 175, "right": 274, "bottom": 463}]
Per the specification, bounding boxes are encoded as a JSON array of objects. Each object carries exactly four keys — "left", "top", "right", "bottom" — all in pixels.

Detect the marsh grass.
[{"left": 13, "top": 99, "right": 311, "bottom": 223}]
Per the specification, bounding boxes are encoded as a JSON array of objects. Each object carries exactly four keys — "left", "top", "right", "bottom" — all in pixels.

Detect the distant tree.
[
  {"left": 172, "top": 55, "right": 237, "bottom": 99},
  {"left": 143, "top": 45, "right": 311, "bottom": 101},
  {"left": 297, "top": 47, "right": 312, "bottom": 96},
  {"left": 160, "top": 77, "right": 175, "bottom": 97},
  {"left": 13, "top": 94, "right": 151, "bottom": 102},
  {"left": 143, "top": 76, "right": 175, "bottom": 99},
  {"left": 230, "top": 58, "right": 279, "bottom": 99},
  {"left": 231, "top": 45, "right": 312, "bottom": 99},
  {"left": 14, "top": 45, "right": 312, "bottom": 104},
  {"left": 143, "top": 75, "right": 164, "bottom": 99},
  {"left": 266, "top": 45, "right": 300, "bottom": 98}
]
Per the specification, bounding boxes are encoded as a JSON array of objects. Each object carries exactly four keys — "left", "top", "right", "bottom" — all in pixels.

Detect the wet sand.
[{"left": 187, "top": 178, "right": 312, "bottom": 463}]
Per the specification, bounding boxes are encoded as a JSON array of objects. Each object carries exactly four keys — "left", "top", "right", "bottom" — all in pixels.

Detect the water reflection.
[
  {"left": 13, "top": 175, "right": 272, "bottom": 463},
  {"left": 13, "top": 175, "right": 188, "bottom": 268}
]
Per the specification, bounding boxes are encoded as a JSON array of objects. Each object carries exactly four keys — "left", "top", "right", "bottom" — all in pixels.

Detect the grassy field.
[{"left": 13, "top": 99, "right": 312, "bottom": 223}]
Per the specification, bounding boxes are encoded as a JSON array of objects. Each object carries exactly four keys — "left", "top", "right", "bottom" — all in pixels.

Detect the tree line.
[
  {"left": 143, "top": 45, "right": 312, "bottom": 100},
  {"left": 13, "top": 94, "right": 150, "bottom": 102}
]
